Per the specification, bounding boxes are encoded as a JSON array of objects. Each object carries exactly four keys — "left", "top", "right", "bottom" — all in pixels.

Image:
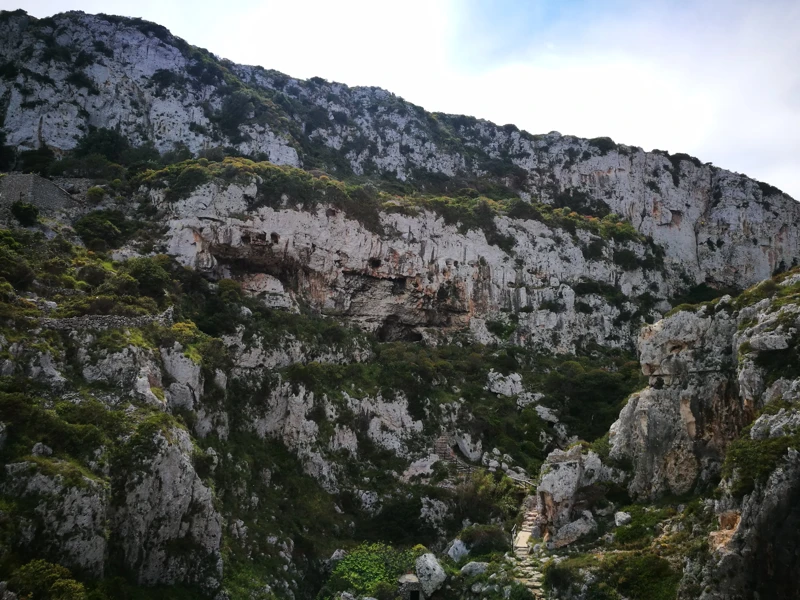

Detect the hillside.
[{"left": 0, "top": 7, "right": 799, "bottom": 600}]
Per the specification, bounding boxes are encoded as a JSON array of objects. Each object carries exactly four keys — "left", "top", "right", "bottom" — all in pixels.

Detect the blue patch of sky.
[{"left": 450, "top": 0, "right": 631, "bottom": 69}]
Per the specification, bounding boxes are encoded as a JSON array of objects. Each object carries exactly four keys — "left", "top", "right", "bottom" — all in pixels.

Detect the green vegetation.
[
  {"left": 588, "top": 137, "right": 618, "bottom": 155},
  {"left": 10, "top": 200, "right": 39, "bottom": 226},
  {"left": 544, "top": 551, "right": 680, "bottom": 600},
  {"left": 722, "top": 412, "right": 800, "bottom": 498},
  {"left": 320, "top": 543, "right": 419, "bottom": 599},
  {"left": 459, "top": 524, "right": 509, "bottom": 556},
  {"left": 9, "top": 559, "right": 87, "bottom": 600},
  {"left": 73, "top": 210, "right": 141, "bottom": 250}
]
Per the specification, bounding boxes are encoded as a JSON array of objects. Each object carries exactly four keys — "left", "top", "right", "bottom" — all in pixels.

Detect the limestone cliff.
[{"left": 1, "top": 9, "right": 799, "bottom": 296}]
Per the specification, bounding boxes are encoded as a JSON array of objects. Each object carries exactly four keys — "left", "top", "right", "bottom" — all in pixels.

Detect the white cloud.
[{"left": 14, "top": 0, "right": 800, "bottom": 198}]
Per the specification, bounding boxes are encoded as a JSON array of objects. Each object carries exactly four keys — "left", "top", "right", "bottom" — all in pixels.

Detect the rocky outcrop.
[
  {"left": 536, "top": 446, "right": 622, "bottom": 543},
  {"left": 110, "top": 427, "right": 222, "bottom": 589},
  {"left": 610, "top": 285, "right": 800, "bottom": 500},
  {"left": 2, "top": 10, "right": 798, "bottom": 300},
  {"left": 681, "top": 450, "right": 800, "bottom": 600},
  {"left": 158, "top": 180, "right": 665, "bottom": 350},
  {"left": 415, "top": 553, "right": 446, "bottom": 596},
  {"left": 1, "top": 462, "right": 107, "bottom": 577}
]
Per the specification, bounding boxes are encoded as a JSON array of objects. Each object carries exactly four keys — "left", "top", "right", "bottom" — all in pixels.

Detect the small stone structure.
[
  {"left": 398, "top": 573, "right": 424, "bottom": 600},
  {"left": 0, "top": 173, "right": 77, "bottom": 222}
]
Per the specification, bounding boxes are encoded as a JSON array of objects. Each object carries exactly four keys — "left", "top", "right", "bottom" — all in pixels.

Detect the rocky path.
[{"left": 512, "top": 504, "right": 545, "bottom": 598}]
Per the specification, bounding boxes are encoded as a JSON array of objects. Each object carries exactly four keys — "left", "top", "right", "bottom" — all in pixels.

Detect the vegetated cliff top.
[{"left": 0, "top": 8, "right": 793, "bottom": 203}]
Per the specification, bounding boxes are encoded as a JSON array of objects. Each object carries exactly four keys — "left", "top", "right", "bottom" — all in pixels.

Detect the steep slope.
[
  {"left": 0, "top": 7, "right": 799, "bottom": 600},
  {"left": 1, "top": 9, "right": 799, "bottom": 295},
  {"left": 533, "top": 270, "right": 800, "bottom": 600}
]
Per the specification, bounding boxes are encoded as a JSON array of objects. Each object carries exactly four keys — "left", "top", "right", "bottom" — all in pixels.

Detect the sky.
[{"left": 9, "top": 0, "right": 800, "bottom": 199}]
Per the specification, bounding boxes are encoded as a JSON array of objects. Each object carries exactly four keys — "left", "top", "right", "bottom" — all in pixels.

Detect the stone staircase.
[
  {"left": 512, "top": 504, "right": 545, "bottom": 598},
  {"left": 433, "top": 436, "right": 474, "bottom": 476}
]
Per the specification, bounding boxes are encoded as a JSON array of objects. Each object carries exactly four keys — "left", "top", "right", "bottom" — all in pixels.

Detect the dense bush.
[
  {"left": 321, "top": 543, "right": 417, "bottom": 598},
  {"left": 459, "top": 524, "right": 509, "bottom": 555},
  {"left": 722, "top": 421, "right": 800, "bottom": 497},
  {"left": 588, "top": 137, "right": 618, "bottom": 155},
  {"left": 75, "top": 127, "right": 131, "bottom": 162},
  {"left": 18, "top": 147, "right": 55, "bottom": 175},
  {"left": 86, "top": 186, "right": 106, "bottom": 203},
  {"left": 73, "top": 210, "right": 138, "bottom": 250},
  {"left": 10, "top": 200, "right": 39, "bottom": 226},
  {"left": 123, "top": 256, "right": 172, "bottom": 298},
  {"left": 10, "top": 559, "right": 86, "bottom": 600}
]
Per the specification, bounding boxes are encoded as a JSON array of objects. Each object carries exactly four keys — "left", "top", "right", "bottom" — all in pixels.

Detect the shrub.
[
  {"left": 217, "top": 90, "right": 255, "bottom": 140},
  {"left": 86, "top": 186, "right": 105, "bottom": 203},
  {"left": 539, "top": 299, "right": 565, "bottom": 313},
  {"left": 553, "top": 189, "right": 610, "bottom": 217},
  {"left": 10, "top": 559, "right": 86, "bottom": 600},
  {"left": 0, "top": 234, "right": 35, "bottom": 289},
  {"left": 588, "top": 137, "right": 618, "bottom": 155},
  {"left": 722, "top": 427, "right": 800, "bottom": 497},
  {"left": 613, "top": 248, "right": 640, "bottom": 271},
  {"left": 459, "top": 524, "right": 509, "bottom": 555},
  {"left": 65, "top": 70, "right": 98, "bottom": 94},
  {"left": 73, "top": 210, "right": 135, "bottom": 250},
  {"left": 10, "top": 200, "right": 39, "bottom": 226},
  {"left": 598, "top": 553, "right": 679, "bottom": 600},
  {"left": 167, "top": 164, "right": 211, "bottom": 201},
  {"left": 18, "top": 147, "right": 56, "bottom": 175},
  {"left": 124, "top": 256, "right": 172, "bottom": 298},
  {"left": 75, "top": 127, "right": 131, "bottom": 162},
  {"left": 323, "top": 543, "right": 416, "bottom": 598}
]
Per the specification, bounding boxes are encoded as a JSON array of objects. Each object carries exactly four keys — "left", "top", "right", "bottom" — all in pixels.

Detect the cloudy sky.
[{"left": 12, "top": 0, "right": 800, "bottom": 199}]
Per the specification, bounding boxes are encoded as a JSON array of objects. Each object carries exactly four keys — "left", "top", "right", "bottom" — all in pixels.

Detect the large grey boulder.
[
  {"left": 460, "top": 562, "right": 489, "bottom": 577},
  {"left": 415, "top": 553, "right": 446, "bottom": 596},
  {"left": 446, "top": 538, "right": 469, "bottom": 562}
]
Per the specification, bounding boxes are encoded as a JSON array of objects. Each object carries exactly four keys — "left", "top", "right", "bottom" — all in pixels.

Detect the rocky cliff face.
[
  {"left": 532, "top": 271, "right": 800, "bottom": 600},
  {"left": 2, "top": 7, "right": 800, "bottom": 600},
  {"left": 1, "top": 9, "right": 799, "bottom": 297},
  {"left": 153, "top": 175, "right": 668, "bottom": 350}
]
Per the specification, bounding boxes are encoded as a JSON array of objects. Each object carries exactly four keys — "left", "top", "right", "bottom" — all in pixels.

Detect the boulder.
[
  {"left": 446, "top": 539, "right": 469, "bottom": 562},
  {"left": 615, "top": 511, "right": 632, "bottom": 527},
  {"left": 460, "top": 562, "right": 489, "bottom": 577},
  {"left": 415, "top": 553, "right": 446, "bottom": 596},
  {"left": 552, "top": 512, "right": 597, "bottom": 548}
]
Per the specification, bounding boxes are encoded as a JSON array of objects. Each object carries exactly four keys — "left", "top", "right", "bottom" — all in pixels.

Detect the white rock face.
[
  {"left": 81, "top": 344, "right": 163, "bottom": 406},
  {"left": 112, "top": 427, "right": 222, "bottom": 588},
  {"left": 159, "top": 182, "right": 666, "bottom": 352},
  {"left": 446, "top": 538, "right": 470, "bottom": 562},
  {"left": 456, "top": 432, "right": 483, "bottom": 462},
  {"left": 486, "top": 371, "right": 524, "bottom": 397},
  {"left": 610, "top": 291, "right": 800, "bottom": 500},
  {"left": 552, "top": 511, "right": 597, "bottom": 548},
  {"left": 415, "top": 553, "right": 446, "bottom": 596},
  {"left": 161, "top": 343, "right": 203, "bottom": 411},
  {"left": 460, "top": 561, "right": 489, "bottom": 576},
  {"left": 615, "top": 511, "right": 632, "bottom": 527},
  {"left": 2, "top": 462, "right": 107, "bottom": 576},
  {"left": 0, "top": 13, "right": 299, "bottom": 164},
  {"left": 536, "top": 446, "right": 623, "bottom": 542},
  {"left": 2, "top": 12, "right": 798, "bottom": 322}
]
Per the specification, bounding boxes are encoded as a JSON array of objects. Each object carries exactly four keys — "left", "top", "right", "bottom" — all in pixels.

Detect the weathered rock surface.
[
  {"left": 2, "top": 10, "right": 799, "bottom": 352},
  {"left": 1, "top": 462, "right": 107, "bottom": 576},
  {"left": 415, "top": 553, "right": 446, "bottom": 596},
  {"left": 110, "top": 427, "right": 222, "bottom": 589},
  {"left": 683, "top": 450, "right": 800, "bottom": 600},
  {"left": 610, "top": 291, "right": 800, "bottom": 500},
  {"left": 537, "top": 446, "right": 622, "bottom": 537}
]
